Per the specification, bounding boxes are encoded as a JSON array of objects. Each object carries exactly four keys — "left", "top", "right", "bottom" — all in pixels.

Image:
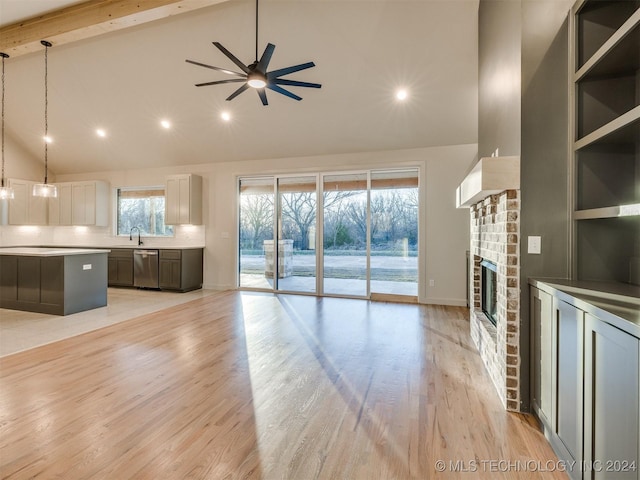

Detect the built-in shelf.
[
  {"left": 574, "top": 204, "right": 640, "bottom": 220},
  {"left": 572, "top": 0, "right": 640, "bottom": 286},
  {"left": 575, "top": 7, "right": 640, "bottom": 81},
  {"left": 455, "top": 156, "right": 520, "bottom": 208}
]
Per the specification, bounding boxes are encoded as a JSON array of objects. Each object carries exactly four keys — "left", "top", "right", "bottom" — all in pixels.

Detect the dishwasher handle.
[{"left": 134, "top": 250, "right": 158, "bottom": 256}]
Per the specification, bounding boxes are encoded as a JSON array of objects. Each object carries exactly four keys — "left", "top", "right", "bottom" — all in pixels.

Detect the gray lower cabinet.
[
  {"left": 159, "top": 249, "right": 203, "bottom": 292},
  {"left": 531, "top": 285, "right": 640, "bottom": 480},
  {"left": 531, "top": 287, "right": 554, "bottom": 429},
  {"left": 555, "top": 299, "right": 584, "bottom": 474},
  {"left": 584, "top": 315, "right": 639, "bottom": 480},
  {"left": 108, "top": 249, "right": 134, "bottom": 287}
]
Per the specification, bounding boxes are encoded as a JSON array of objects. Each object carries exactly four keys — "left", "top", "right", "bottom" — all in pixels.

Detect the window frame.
[{"left": 115, "top": 186, "right": 174, "bottom": 238}]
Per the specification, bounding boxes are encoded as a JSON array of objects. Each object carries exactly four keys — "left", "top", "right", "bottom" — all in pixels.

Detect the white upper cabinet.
[
  {"left": 7, "top": 179, "right": 48, "bottom": 225},
  {"left": 165, "top": 174, "right": 202, "bottom": 225},
  {"left": 49, "top": 181, "right": 109, "bottom": 226}
]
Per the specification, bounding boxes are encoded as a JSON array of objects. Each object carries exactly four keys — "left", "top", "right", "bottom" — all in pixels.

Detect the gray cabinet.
[
  {"left": 108, "top": 249, "right": 134, "bottom": 286},
  {"left": 530, "top": 287, "right": 554, "bottom": 429},
  {"left": 555, "top": 299, "right": 584, "bottom": 473},
  {"left": 531, "top": 282, "right": 640, "bottom": 480},
  {"left": 159, "top": 249, "right": 203, "bottom": 292},
  {"left": 584, "top": 314, "right": 639, "bottom": 480}
]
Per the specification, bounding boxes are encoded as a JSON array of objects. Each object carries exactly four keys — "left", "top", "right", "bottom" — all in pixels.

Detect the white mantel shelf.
[{"left": 456, "top": 156, "right": 520, "bottom": 208}]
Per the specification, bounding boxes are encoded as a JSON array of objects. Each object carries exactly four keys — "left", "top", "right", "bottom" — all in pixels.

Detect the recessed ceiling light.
[
  {"left": 160, "top": 119, "right": 171, "bottom": 129},
  {"left": 221, "top": 111, "right": 231, "bottom": 122},
  {"left": 395, "top": 89, "right": 408, "bottom": 101},
  {"left": 43, "top": 135, "right": 52, "bottom": 143},
  {"left": 96, "top": 128, "right": 107, "bottom": 138}
]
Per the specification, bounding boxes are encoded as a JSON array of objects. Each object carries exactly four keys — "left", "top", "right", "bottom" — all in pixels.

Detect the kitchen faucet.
[{"left": 129, "top": 226, "right": 143, "bottom": 246}]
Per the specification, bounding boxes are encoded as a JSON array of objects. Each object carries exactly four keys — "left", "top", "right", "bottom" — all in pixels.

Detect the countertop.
[
  {"left": 0, "top": 247, "right": 111, "bottom": 257},
  {"left": 530, "top": 278, "right": 640, "bottom": 338}
]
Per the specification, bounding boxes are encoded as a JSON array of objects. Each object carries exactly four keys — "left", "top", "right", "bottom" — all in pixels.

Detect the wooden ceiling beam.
[{"left": 0, "top": 0, "right": 229, "bottom": 58}]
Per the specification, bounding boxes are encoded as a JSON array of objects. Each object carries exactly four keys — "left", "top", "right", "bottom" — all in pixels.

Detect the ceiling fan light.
[{"left": 247, "top": 73, "right": 266, "bottom": 89}]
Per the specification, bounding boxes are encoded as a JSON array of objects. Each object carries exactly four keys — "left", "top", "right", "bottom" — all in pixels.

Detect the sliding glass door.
[
  {"left": 238, "top": 168, "right": 419, "bottom": 300},
  {"left": 322, "top": 173, "right": 368, "bottom": 297},
  {"left": 239, "top": 177, "right": 275, "bottom": 289},
  {"left": 276, "top": 176, "right": 318, "bottom": 293},
  {"left": 370, "top": 170, "right": 419, "bottom": 297}
]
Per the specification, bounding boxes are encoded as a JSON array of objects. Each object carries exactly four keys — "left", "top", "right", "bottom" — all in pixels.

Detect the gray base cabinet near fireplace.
[{"left": 530, "top": 280, "right": 639, "bottom": 480}]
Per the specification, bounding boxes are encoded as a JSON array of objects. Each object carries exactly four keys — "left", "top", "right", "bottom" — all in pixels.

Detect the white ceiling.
[{"left": 1, "top": 0, "right": 479, "bottom": 175}]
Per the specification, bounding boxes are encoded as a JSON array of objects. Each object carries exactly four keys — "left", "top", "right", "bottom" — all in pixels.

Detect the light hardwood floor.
[{"left": 0, "top": 291, "right": 566, "bottom": 479}]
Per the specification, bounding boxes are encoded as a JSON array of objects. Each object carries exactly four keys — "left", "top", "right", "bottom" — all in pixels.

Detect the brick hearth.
[{"left": 469, "top": 190, "right": 520, "bottom": 411}]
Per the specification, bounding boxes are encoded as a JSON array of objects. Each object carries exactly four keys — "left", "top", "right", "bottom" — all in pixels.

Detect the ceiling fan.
[{"left": 186, "top": 0, "right": 321, "bottom": 106}]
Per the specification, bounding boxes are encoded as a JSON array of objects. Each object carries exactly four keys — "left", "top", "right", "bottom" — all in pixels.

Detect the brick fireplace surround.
[{"left": 469, "top": 190, "right": 521, "bottom": 411}]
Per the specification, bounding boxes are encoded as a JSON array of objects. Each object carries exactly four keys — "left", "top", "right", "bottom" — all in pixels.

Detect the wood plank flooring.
[{"left": 0, "top": 291, "right": 566, "bottom": 479}]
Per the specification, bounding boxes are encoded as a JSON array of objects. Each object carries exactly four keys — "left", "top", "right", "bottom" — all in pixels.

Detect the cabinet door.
[
  {"left": 8, "top": 180, "right": 47, "bottom": 225},
  {"left": 159, "top": 259, "right": 181, "bottom": 289},
  {"left": 49, "top": 184, "right": 72, "bottom": 226},
  {"left": 584, "top": 315, "right": 639, "bottom": 480},
  {"left": 555, "top": 299, "right": 584, "bottom": 470},
  {"left": 531, "top": 287, "right": 555, "bottom": 429},
  {"left": 165, "top": 177, "right": 180, "bottom": 225},
  {"left": 8, "top": 180, "right": 28, "bottom": 225},
  {"left": 72, "top": 183, "right": 96, "bottom": 225}
]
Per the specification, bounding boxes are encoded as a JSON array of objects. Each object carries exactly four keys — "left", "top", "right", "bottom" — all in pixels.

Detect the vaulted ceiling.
[{"left": 0, "top": 0, "right": 479, "bottom": 175}]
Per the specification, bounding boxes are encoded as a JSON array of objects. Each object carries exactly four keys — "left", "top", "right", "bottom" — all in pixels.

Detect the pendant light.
[
  {"left": 0, "top": 52, "right": 14, "bottom": 200},
  {"left": 32, "top": 40, "right": 57, "bottom": 198}
]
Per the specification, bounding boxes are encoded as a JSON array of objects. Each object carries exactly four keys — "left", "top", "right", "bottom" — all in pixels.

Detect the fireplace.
[
  {"left": 468, "top": 190, "right": 521, "bottom": 411},
  {"left": 481, "top": 260, "right": 497, "bottom": 326}
]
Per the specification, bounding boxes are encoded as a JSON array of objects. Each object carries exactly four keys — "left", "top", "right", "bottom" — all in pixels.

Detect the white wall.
[
  {"left": 10, "top": 144, "right": 476, "bottom": 305},
  {"left": 4, "top": 134, "right": 46, "bottom": 181}
]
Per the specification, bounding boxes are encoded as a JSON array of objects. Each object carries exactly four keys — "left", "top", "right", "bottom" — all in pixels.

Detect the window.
[{"left": 116, "top": 187, "right": 173, "bottom": 236}]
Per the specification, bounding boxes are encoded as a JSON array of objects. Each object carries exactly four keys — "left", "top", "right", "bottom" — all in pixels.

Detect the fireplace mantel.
[{"left": 456, "top": 156, "right": 520, "bottom": 208}]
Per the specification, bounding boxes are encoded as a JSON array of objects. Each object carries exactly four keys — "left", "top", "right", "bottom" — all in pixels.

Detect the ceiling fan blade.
[
  {"left": 274, "top": 78, "right": 322, "bottom": 89},
  {"left": 267, "top": 62, "right": 316, "bottom": 80},
  {"left": 257, "top": 89, "right": 269, "bottom": 106},
  {"left": 226, "top": 83, "right": 250, "bottom": 101},
  {"left": 185, "top": 59, "right": 244, "bottom": 77},
  {"left": 256, "top": 43, "right": 276, "bottom": 73},
  {"left": 196, "top": 78, "right": 247, "bottom": 87},
  {"left": 267, "top": 84, "right": 302, "bottom": 101},
  {"left": 212, "top": 42, "right": 251, "bottom": 74}
]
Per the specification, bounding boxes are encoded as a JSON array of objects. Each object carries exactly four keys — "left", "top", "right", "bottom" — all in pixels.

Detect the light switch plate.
[{"left": 527, "top": 236, "right": 541, "bottom": 254}]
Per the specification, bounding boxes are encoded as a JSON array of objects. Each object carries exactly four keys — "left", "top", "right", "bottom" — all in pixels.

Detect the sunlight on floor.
[{"left": 0, "top": 287, "right": 219, "bottom": 357}]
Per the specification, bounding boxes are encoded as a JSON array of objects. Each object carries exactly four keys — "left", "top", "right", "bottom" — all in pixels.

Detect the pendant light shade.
[
  {"left": 33, "top": 40, "right": 57, "bottom": 198},
  {"left": 0, "top": 52, "right": 14, "bottom": 200}
]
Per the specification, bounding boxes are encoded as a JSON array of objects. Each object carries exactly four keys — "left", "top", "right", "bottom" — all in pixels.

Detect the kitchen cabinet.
[
  {"left": 530, "top": 280, "right": 640, "bottom": 480},
  {"left": 159, "top": 248, "right": 203, "bottom": 292},
  {"left": 584, "top": 314, "right": 639, "bottom": 480},
  {"left": 165, "top": 174, "right": 202, "bottom": 225},
  {"left": 108, "top": 249, "right": 134, "bottom": 287},
  {"left": 50, "top": 181, "right": 109, "bottom": 226},
  {"left": 7, "top": 179, "right": 48, "bottom": 225},
  {"left": 48, "top": 184, "right": 72, "bottom": 225},
  {"left": 570, "top": 0, "right": 640, "bottom": 284}
]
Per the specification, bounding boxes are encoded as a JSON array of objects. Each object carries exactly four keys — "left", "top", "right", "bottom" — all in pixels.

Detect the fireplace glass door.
[{"left": 481, "top": 259, "right": 497, "bottom": 326}]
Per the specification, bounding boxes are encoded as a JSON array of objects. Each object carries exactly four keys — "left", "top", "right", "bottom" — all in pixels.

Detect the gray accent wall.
[{"left": 479, "top": 0, "right": 573, "bottom": 411}]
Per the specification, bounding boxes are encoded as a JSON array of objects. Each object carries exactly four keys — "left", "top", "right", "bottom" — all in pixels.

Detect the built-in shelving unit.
[{"left": 571, "top": 0, "right": 640, "bottom": 286}]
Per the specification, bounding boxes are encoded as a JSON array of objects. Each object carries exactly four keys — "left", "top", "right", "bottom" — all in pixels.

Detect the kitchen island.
[{"left": 0, "top": 247, "right": 110, "bottom": 315}]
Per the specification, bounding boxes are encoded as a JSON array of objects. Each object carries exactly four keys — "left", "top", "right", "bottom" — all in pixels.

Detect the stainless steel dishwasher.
[{"left": 133, "top": 249, "right": 159, "bottom": 288}]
